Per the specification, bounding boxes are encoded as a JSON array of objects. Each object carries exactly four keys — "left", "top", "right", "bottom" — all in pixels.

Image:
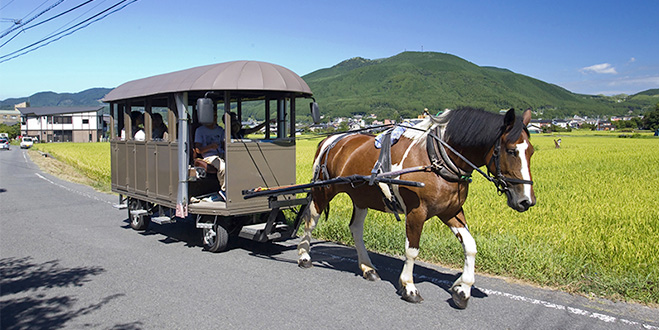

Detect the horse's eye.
[{"left": 506, "top": 149, "right": 516, "bottom": 156}]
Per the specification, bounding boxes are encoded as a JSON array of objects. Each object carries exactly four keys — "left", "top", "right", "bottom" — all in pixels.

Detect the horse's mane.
[
  {"left": 400, "top": 107, "right": 527, "bottom": 150},
  {"left": 443, "top": 107, "right": 527, "bottom": 148}
]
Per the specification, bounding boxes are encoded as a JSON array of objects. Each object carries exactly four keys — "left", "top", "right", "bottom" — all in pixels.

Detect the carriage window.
[
  {"left": 121, "top": 104, "right": 145, "bottom": 141},
  {"left": 111, "top": 103, "right": 124, "bottom": 141},
  {"left": 151, "top": 106, "right": 170, "bottom": 141},
  {"left": 230, "top": 99, "right": 276, "bottom": 141}
]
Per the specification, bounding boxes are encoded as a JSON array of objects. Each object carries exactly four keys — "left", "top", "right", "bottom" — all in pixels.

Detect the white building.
[{"left": 18, "top": 106, "right": 105, "bottom": 142}]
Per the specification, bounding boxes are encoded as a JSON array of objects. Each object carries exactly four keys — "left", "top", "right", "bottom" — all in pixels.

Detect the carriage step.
[
  {"left": 196, "top": 222, "right": 213, "bottom": 229},
  {"left": 130, "top": 209, "right": 148, "bottom": 216},
  {"left": 151, "top": 216, "right": 175, "bottom": 224},
  {"left": 238, "top": 223, "right": 290, "bottom": 242},
  {"left": 113, "top": 203, "right": 127, "bottom": 209}
]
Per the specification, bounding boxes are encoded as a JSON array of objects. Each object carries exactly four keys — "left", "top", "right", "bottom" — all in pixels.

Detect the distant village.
[
  {"left": 304, "top": 110, "right": 646, "bottom": 134},
  {"left": 0, "top": 102, "right": 651, "bottom": 143}
]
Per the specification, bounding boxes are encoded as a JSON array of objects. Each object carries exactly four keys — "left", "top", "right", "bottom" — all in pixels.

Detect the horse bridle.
[
  {"left": 487, "top": 137, "right": 534, "bottom": 195},
  {"left": 429, "top": 129, "right": 533, "bottom": 195}
]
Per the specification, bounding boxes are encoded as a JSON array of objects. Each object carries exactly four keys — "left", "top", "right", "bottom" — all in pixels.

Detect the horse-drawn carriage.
[
  {"left": 104, "top": 60, "right": 318, "bottom": 252},
  {"left": 106, "top": 60, "right": 536, "bottom": 309}
]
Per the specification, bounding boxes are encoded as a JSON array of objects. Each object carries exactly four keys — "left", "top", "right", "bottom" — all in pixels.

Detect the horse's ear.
[
  {"left": 522, "top": 108, "right": 532, "bottom": 126},
  {"left": 503, "top": 108, "right": 516, "bottom": 130}
]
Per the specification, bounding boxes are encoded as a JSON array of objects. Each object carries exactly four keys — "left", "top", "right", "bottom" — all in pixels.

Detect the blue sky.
[{"left": 1, "top": 0, "right": 657, "bottom": 100}]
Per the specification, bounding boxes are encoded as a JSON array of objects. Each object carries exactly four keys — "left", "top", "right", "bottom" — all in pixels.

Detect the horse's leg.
[
  {"left": 399, "top": 209, "right": 425, "bottom": 303},
  {"left": 297, "top": 200, "right": 323, "bottom": 268},
  {"left": 349, "top": 205, "right": 380, "bottom": 281},
  {"left": 446, "top": 209, "right": 477, "bottom": 309}
]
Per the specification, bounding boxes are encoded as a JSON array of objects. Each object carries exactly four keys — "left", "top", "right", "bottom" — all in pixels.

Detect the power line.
[
  {"left": 0, "top": 0, "right": 96, "bottom": 49},
  {"left": 1, "top": 0, "right": 50, "bottom": 35},
  {"left": 43, "top": 0, "right": 107, "bottom": 41},
  {"left": 0, "top": 0, "right": 65, "bottom": 39},
  {"left": 0, "top": 0, "right": 138, "bottom": 63},
  {"left": 0, "top": 0, "right": 18, "bottom": 12}
]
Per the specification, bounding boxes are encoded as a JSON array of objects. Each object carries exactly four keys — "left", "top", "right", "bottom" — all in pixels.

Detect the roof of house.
[
  {"left": 102, "top": 60, "right": 313, "bottom": 102},
  {"left": 17, "top": 106, "right": 104, "bottom": 116}
]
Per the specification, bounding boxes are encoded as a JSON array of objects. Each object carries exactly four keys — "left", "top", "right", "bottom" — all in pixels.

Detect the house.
[
  {"left": 552, "top": 119, "right": 568, "bottom": 129},
  {"left": 568, "top": 115, "right": 585, "bottom": 129},
  {"left": 530, "top": 119, "right": 552, "bottom": 128},
  {"left": 526, "top": 124, "right": 542, "bottom": 134},
  {"left": 18, "top": 105, "right": 105, "bottom": 142},
  {"left": 0, "top": 102, "right": 24, "bottom": 125}
]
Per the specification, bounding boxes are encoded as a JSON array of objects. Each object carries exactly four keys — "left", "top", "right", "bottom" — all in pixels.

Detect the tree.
[
  {"left": 642, "top": 103, "right": 659, "bottom": 131},
  {"left": 0, "top": 123, "right": 20, "bottom": 139}
]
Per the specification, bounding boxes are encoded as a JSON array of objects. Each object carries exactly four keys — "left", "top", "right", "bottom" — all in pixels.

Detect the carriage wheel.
[
  {"left": 202, "top": 222, "right": 229, "bottom": 253},
  {"left": 128, "top": 198, "right": 150, "bottom": 231}
]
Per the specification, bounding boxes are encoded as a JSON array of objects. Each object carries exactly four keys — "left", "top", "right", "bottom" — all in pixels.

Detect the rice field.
[
  {"left": 33, "top": 142, "right": 111, "bottom": 191},
  {"left": 296, "top": 132, "right": 659, "bottom": 305},
  {"left": 33, "top": 132, "right": 659, "bottom": 304}
]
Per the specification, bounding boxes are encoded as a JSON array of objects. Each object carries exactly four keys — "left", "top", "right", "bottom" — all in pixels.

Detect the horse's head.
[{"left": 489, "top": 109, "right": 536, "bottom": 212}]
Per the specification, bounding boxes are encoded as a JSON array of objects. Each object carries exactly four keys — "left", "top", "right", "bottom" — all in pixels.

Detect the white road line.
[
  {"left": 313, "top": 250, "right": 658, "bottom": 330},
  {"left": 35, "top": 173, "right": 113, "bottom": 205}
]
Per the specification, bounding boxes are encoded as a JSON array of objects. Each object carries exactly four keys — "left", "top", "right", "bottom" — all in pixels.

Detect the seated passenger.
[
  {"left": 121, "top": 111, "right": 145, "bottom": 141},
  {"left": 152, "top": 113, "right": 169, "bottom": 140},
  {"left": 226, "top": 112, "right": 274, "bottom": 139},
  {"left": 194, "top": 111, "right": 226, "bottom": 196}
]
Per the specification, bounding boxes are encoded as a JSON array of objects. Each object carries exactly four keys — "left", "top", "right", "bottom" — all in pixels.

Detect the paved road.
[{"left": 1, "top": 147, "right": 658, "bottom": 329}]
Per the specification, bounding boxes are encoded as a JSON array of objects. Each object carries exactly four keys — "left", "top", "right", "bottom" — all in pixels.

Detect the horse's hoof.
[
  {"left": 298, "top": 258, "right": 313, "bottom": 268},
  {"left": 450, "top": 287, "right": 469, "bottom": 309},
  {"left": 399, "top": 288, "right": 423, "bottom": 303},
  {"left": 364, "top": 269, "right": 380, "bottom": 281}
]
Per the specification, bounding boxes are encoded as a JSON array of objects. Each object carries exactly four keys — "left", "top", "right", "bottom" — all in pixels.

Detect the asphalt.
[{"left": 1, "top": 146, "right": 657, "bottom": 329}]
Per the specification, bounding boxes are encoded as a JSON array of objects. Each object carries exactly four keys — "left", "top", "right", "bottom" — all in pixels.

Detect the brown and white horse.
[{"left": 297, "top": 107, "right": 535, "bottom": 309}]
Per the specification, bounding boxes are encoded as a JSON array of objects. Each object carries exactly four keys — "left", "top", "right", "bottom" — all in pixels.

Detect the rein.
[
  {"left": 308, "top": 120, "right": 533, "bottom": 196},
  {"left": 425, "top": 127, "right": 533, "bottom": 195}
]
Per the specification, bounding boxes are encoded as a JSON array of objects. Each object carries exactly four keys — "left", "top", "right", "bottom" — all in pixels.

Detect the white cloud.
[{"left": 579, "top": 63, "right": 617, "bottom": 74}]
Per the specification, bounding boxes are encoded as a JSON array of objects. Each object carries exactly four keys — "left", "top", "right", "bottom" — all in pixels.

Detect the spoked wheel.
[
  {"left": 127, "top": 198, "right": 150, "bottom": 231},
  {"left": 202, "top": 222, "right": 229, "bottom": 253}
]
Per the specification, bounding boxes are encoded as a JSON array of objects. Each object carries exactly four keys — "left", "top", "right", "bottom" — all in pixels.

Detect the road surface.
[{"left": 1, "top": 147, "right": 657, "bottom": 329}]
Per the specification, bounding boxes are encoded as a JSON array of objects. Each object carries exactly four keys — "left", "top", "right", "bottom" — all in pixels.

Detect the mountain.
[
  {"left": 0, "top": 88, "right": 111, "bottom": 110},
  {"left": 2, "top": 53, "right": 657, "bottom": 120},
  {"left": 301, "top": 52, "right": 657, "bottom": 119}
]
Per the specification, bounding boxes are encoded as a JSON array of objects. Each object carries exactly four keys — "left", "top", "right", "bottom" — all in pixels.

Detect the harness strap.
[
  {"left": 313, "top": 132, "right": 354, "bottom": 182},
  {"left": 427, "top": 128, "right": 473, "bottom": 182},
  {"left": 370, "top": 128, "right": 405, "bottom": 220},
  {"left": 427, "top": 127, "right": 533, "bottom": 194},
  {"left": 370, "top": 129, "right": 393, "bottom": 184}
]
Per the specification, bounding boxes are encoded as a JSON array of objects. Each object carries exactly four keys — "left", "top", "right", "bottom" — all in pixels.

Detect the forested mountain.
[
  {"left": 2, "top": 52, "right": 657, "bottom": 121},
  {"left": 0, "top": 88, "right": 111, "bottom": 109},
  {"left": 302, "top": 52, "right": 658, "bottom": 119}
]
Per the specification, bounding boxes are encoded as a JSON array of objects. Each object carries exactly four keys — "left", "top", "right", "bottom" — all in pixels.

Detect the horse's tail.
[{"left": 323, "top": 204, "right": 330, "bottom": 222}]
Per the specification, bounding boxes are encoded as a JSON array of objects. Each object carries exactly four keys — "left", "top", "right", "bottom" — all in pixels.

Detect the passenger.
[
  {"left": 152, "top": 113, "right": 169, "bottom": 140},
  {"left": 120, "top": 111, "right": 145, "bottom": 141},
  {"left": 226, "top": 111, "right": 274, "bottom": 139},
  {"left": 194, "top": 111, "right": 226, "bottom": 196}
]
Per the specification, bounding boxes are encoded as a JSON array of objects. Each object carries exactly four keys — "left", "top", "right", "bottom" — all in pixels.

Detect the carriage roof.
[{"left": 102, "top": 60, "right": 313, "bottom": 102}]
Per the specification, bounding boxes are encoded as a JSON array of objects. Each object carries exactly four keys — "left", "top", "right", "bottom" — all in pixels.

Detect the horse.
[{"left": 296, "top": 107, "right": 536, "bottom": 309}]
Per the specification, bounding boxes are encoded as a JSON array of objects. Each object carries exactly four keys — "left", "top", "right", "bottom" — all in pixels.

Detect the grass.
[
  {"left": 296, "top": 132, "right": 659, "bottom": 305},
  {"left": 32, "top": 132, "right": 659, "bottom": 305},
  {"left": 32, "top": 142, "right": 111, "bottom": 192}
]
